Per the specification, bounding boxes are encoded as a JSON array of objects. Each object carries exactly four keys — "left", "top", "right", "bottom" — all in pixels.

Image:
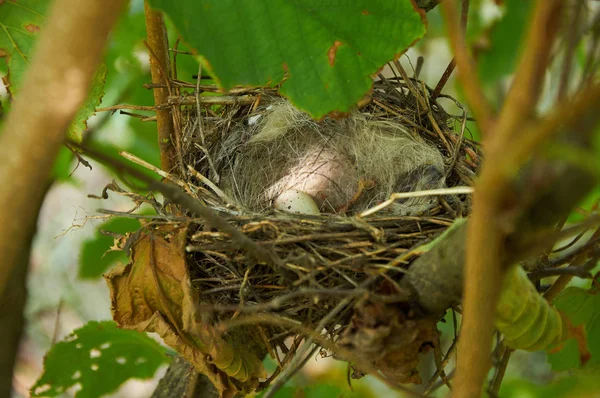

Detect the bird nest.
[{"left": 100, "top": 62, "right": 481, "bottom": 397}]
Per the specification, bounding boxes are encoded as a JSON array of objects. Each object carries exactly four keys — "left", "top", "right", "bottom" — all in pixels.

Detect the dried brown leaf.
[{"left": 104, "top": 224, "right": 265, "bottom": 397}]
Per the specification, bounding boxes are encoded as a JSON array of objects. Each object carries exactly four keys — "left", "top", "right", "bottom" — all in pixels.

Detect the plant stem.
[
  {"left": 144, "top": 2, "right": 178, "bottom": 173},
  {"left": 452, "top": 2, "right": 563, "bottom": 396}
]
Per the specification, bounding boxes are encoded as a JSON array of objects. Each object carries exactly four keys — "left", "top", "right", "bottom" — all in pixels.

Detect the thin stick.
[
  {"left": 264, "top": 277, "right": 377, "bottom": 398},
  {"left": 431, "top": 60, "right": 456, "bottom": 100},
  {"left": 168, "top": 94, "right": 257, "bottom": 106},
  {"left": 187, "top": 165, "right": 232, "bottom": 204},
  {"left": 557, "top": 0, "right": 584, "bottom": 101},
  {"left": 432, "top": 0, "right": 470, "bottom": 102},
  {"left": 393, "top": 61, "right": 452, "bottom": 152},
  {"left": 489, "top": 347, "right": 513, "bottom": 396},
  {"left": 96, "top": 104, "right": 158, "bottom": 112},
  {"left": 423, "top": 338, "right": 458, "bottom": 395},
  {"left": 121, "top": 151, "right": 186, "bottom": 188},
  {"left": 96, "top": 95, "right": 260, "bottom": 113},
  {"left": 221, "top": 313, "right": 424, "bottom": 397},
  {"left": 359, "top": 187, "right": 474, "bottom": 217}
]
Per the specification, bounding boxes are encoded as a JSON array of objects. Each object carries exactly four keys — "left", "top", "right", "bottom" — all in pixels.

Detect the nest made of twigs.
[
  {"left": 105, "top": 60, "right": 481, "bottom": 392},
  {"left": 173, "top": 63, "right": 480, "bottom": 384}
]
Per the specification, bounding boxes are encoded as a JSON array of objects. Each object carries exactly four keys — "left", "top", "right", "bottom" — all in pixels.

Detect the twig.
[
  {"left": 264, "top": 277, "right": 377, "bottom": 398},
  {"left": 431, "top": 0, "right": 469, "bottom": 100},
  {"left": 221, "top": 311, "right": 425, "bottom": 397},
  {"left": 194, "top": 64, "right": 220, "bottom": 182},
  {"left": 169, "top": 94, "right": 257, "bottom": 106},
  {"left": 0, "top": 0, "right": 126, "bottom": 394},
  {"left": 121, "top": 151, "right": 187, "bottom": 188},
  {"left": 500, "top": 81, "right": 600, "bottom": 174},
  {"left": 186, "top": 165, "right": 232, "bottom": 203},
  {"left": 489, "top": 346, "right": 513, "bottom": 397},
  {"left": 393, "top": 61, "right": 452, "bottom": 152},
  {"left": 423, "top": 338, "right": 457, "bottom": 395},
  {"left": 96, "top": 104, "right": 158, "bottom": 112},
  {"left": 432, "top": 60, "right": 456, "bottom": 101},
  {"left": 441, "top": 1, "right": 493, "bottom": 135},
  {"left": 557, "top": 0, "right": 584, "bottom": 100},
  {"left": 359, "top": 186, "right": 474, "bottom": 217}
]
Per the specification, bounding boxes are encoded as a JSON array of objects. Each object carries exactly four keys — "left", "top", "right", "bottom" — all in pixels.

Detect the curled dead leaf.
[{"left": 104, "top": 224, "right": 265, "bottom": 397}]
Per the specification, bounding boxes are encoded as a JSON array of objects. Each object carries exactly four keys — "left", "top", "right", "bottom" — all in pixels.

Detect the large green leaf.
[
  {"left": 147, "top": 0, "right": 426, "bottom": 118},
  {"left": 31, "top": 321, "right": 169, "bottom": 398}
]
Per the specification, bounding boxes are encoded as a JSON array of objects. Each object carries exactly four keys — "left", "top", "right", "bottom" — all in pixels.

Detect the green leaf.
[
  {"left": 0, "top": 1, "right": 106, "bottom": 142},
  {"left": 31, "top": 321, "right": 169, "bottom": 398},
  {"left": 0, "top": 0, "right": 49, "bottom": 92},
  {"left": 547, "top": 286, "right": 600, "bottom": 371},
  {"left": 68, "top": 64, "right": 107, "bottom": 142},
  {"left": 147, "top": 0, "right": 426, "bottom": 118},
  {"left": 79, "top": 217, "right": 141, "bottom": 279},
  {"left": 477, "top": 0, "right": 535, "bottom": 86}
]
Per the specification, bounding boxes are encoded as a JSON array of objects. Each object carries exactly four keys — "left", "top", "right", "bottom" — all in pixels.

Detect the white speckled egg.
[{"left": 273, "top": 189, "right": 320, "bottom": 215}]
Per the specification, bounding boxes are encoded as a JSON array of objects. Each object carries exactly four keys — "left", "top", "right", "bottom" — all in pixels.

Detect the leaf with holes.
[
  {"left": 31, "top": 321, "right": 169, "bottom": 398},
  {"left": 147, "top": 0, "right": 426, "bottom": 118}
]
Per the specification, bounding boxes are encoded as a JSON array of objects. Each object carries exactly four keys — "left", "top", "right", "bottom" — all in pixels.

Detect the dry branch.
[{"left": 441, "top": 1, "right": 494, "bottom": 135}]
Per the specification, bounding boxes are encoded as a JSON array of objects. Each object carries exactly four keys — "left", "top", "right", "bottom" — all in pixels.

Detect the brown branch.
[
  {"left": 441, "top": 1, "right": 494, "bottom": 135},
  {"left": 144, "top": 2, "right": 178, "bottom": 173},
  {"left": 0, "top": 0, "right": 126, "bottom": 393},
  {"left": 453, "top": 2, "right": 564, "bottom": 397}
]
